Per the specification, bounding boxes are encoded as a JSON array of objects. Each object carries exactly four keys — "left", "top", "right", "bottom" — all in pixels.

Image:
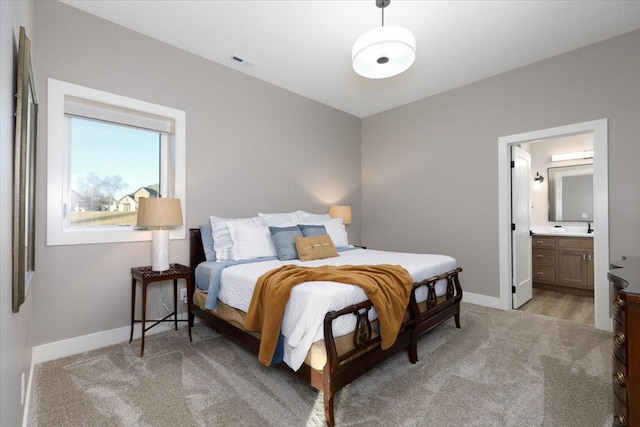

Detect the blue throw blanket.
[{"left": 195, "top": 257, "right": 277, "bottom": 310}]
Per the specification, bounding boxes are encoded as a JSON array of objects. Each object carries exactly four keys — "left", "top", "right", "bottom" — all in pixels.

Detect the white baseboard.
[
  {"left": 31, "top": 294, "right": 502, "bottom": 366},
  {"left": 32, "top": 318, "right": 197, "bottom": 365},
  {"left": 462, "top": 291, "right": 507, "bottom": 310},
  {"left": 22, "top": 361, "right": 34, "bottom": 427}
]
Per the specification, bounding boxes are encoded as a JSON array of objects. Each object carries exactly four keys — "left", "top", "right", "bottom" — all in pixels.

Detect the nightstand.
[{"left": 130, "top": 263, "right": 193, "bottom": 356}]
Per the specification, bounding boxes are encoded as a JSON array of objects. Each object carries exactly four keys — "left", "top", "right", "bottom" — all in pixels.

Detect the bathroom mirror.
[{"left": 548, "top": 164, "right": 593, "bottom": 222}]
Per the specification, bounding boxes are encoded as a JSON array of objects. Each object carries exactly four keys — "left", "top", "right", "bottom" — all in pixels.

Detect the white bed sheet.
[{"left": 210, "top": 248, "right": 456, "bottom": 371}]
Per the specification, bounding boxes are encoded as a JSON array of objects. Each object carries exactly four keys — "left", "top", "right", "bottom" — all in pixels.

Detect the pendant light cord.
[{"left": 382, "top": 4, "right": 385, "bottom": 26}]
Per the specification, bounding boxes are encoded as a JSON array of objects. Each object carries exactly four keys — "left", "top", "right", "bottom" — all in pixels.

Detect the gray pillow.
[
  {"left": 298, "top": 224, "right": 327, "bottom": 237},
  {"left": 199, "top": 225, "right": 216, "bottom": 261},
  {"left": 269, "top": 226, "right": 303, "bottom": 260}
]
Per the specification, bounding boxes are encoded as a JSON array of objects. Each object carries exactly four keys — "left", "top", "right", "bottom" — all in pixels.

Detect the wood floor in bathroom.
[{"left": 518, "top": 287, "right": 595, "bottom": 325}]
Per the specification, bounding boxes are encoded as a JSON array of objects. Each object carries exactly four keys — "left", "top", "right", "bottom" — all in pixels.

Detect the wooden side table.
[{"left": 130, "top": 263, "right": 193, "bottom": 356}]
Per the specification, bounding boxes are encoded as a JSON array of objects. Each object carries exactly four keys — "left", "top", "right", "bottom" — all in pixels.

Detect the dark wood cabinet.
[
  {"left": 608, "top": 256, "right": 640, "bottom": 427},
  {"left": 532, "top": 235, "right": 593, "bottom": 295}
]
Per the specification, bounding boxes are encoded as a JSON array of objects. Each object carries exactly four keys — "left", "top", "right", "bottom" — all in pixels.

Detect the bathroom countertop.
[
  {"left": 530, "top": 225, "right": 594, "bottom": 237},
  {"left": 531, "top": 232, "right": 594, "bottom": 238}
]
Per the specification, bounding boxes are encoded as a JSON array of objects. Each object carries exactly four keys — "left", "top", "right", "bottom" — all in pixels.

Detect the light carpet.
[{"left": 27, "top": 303, "right": 613, "bottom": 426}]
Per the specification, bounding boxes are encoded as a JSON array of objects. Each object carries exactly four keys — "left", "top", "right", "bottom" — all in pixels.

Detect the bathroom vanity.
[{"left": 531, "top": 234, "right": 593, "bottom": 296}]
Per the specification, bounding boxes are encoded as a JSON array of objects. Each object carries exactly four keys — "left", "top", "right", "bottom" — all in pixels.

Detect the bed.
[{"left": 188, "top": 224, "right": 463, "bottom": 426}]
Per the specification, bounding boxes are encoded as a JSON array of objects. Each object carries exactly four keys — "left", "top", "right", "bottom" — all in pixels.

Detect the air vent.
[{"left": 231, "top": 55, "right": 255, "bottom": 66}]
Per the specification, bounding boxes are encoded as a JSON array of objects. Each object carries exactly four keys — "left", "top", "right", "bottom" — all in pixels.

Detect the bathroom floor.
[{"left": 518, "top": 287, "right": 595, "bottom": 325}]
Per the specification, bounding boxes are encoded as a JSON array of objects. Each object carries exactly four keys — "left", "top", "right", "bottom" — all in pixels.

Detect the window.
[
  {"left": 47, "top": 79, "right": 185, "bottom": 245},
  {"left": 69, "top": 118, "right": 161, "bottom": 227}
]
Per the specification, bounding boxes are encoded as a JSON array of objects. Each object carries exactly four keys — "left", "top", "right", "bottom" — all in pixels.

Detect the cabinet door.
[{"left": 558, "top": 249, "right": 590, "bottom": 289}]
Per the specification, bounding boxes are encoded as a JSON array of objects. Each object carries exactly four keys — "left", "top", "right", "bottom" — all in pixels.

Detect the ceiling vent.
[{"left": 231, "top": 55, "right": 255, "bottom": 66}]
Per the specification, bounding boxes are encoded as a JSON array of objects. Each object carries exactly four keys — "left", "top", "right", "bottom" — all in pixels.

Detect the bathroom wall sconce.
[{"left": 534, "top": 172, "right": 544, "bottom": 183}]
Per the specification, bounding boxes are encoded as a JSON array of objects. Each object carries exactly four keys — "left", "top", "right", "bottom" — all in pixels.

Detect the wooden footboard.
[
  {"left": 321, "top": 300, "right": 415, "bottom": 426},
  {"left": 408, "top": 267, "right": 463, "bottom": 363},
  {"left": 188, "top": 228, "right": 462, "bottom": 426}
]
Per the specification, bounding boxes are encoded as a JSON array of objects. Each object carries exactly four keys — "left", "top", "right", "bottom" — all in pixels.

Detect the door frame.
[{"left": 497, "top": 119, "right": 610, "bottom": 331}]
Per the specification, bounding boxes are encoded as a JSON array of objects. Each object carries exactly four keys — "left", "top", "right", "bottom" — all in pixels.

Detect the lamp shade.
[
  {"left": 328, "top": 205, "right": 352, "bottom": 225},
  {"left": 352, "top": 26, "right": 416, "bottom": 79},
  {"left": 136, "top": 197, "right": 183, "bottom": 228}
]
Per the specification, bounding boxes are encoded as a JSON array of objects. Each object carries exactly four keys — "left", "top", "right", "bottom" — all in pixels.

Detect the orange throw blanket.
[{"left": 244, "top": 264, "right": 413, "bottom": 366}]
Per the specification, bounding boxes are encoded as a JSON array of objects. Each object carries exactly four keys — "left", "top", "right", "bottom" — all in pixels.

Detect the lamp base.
[{"left": 151, "top": 229, "right": 170, "bottom": 271}]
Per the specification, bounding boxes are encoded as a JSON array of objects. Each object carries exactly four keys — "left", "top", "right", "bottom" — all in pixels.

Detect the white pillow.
[
  {"left": 210, "top": 215, "right": 260, "bottom": 261},
  {"left": 299, "top": 211, "right": 332, "bottom": 222},
  {"left": 258, "top": 211, "right": 305, "bottom": 227},
  {"left": 227, "top": 221, "right": 277, "bottom": 260},
  {"left": 298, "top": 218, "right": 349, "bottom": 248}
]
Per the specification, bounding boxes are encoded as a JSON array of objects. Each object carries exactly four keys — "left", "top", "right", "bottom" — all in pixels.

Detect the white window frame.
[{"left": 47, "top": 78, "right": 186, "bottom": 245}]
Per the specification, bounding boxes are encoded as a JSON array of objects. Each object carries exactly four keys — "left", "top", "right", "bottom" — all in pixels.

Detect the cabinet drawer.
[
  {"left": 613, "top": 319, "right": 627, "bottom": 364},
  {"left": 558, "top": 237, "right": 593, "bottom": 250},
  {"left": 533, "top": 248, "right": 555, "bottom": 266},
  {"left": 611, "top": 286, "right": 626, "bottom": 324},
  {"left": 613, "top": 356, "right": 628, "bottom": 405},
  {"left": 533, "top": 266, "right": 556, "bottom": 283},
  {"left": 532, "top": 237, "right": 556, "bottom": 248},
  {"left": 613, "top": 394, "right": 628, "bottom": 427}
]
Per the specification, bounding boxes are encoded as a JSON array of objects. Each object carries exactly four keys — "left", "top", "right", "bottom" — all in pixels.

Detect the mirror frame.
[
  {"left": 13, "top": 26, "right": 38, "bottom": 313},
  {"left": 548, "top": 163, "right": 593, "bottom": 222}
]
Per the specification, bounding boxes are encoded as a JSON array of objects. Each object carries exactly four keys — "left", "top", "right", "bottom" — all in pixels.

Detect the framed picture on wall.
[{"left": 13, "top": 26, "right": 38, "bottom": 313}]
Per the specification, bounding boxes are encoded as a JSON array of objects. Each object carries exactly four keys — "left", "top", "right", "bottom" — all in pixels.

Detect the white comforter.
[{"left": 208, "top": 248, "right": 456, "bottom": 370}]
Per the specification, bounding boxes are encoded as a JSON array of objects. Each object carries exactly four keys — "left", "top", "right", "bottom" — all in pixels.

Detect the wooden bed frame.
[{"left": 188, "top": 228, "right": 463, "bottom": 426}]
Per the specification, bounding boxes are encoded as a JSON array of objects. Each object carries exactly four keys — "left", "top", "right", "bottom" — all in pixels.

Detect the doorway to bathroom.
[
  {"left": 497, "top": 119, "right": 610, "bottom": 331},
  {"left": 518, "top": 134, "right": 595, "bottom": 322}
]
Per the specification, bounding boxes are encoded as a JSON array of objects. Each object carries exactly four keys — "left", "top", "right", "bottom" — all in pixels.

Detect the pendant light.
[{"left": 352, "top": 0, "right": 416, "bottom": 79}]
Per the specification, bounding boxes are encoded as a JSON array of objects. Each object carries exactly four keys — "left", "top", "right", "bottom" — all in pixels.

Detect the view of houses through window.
[{"left": 69, "top": 117, "right": 161, "bottom": 227}]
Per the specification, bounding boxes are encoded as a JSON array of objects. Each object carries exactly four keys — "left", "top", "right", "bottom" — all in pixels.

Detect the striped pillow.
[{"left": 209, "top": 215, "right": 260, "bottom": 261}]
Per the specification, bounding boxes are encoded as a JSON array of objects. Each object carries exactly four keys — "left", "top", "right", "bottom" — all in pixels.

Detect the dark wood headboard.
[{"left": 189, "top": 228, "right": 205, "bottom": 269}]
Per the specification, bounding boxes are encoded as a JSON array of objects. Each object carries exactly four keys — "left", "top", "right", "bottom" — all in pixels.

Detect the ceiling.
[{"left": 60, "top": 0, "right": 640, "bottom": 118}]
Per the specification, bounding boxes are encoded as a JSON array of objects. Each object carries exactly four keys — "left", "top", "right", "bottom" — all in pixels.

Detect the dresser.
[
  {"left": 608, "top": 256, "right": 640, "bottom": 427},
  {"left": 532, "top": 234, "right": 594, "bottom": 296}
]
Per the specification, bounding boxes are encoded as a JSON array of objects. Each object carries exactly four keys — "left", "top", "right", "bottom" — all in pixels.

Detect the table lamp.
[
  {"left": 136, "top": 197, "right": 183, "bottom": 271},
  {"left": 328, "top": 205, "right": 352, "bottom": 225}
]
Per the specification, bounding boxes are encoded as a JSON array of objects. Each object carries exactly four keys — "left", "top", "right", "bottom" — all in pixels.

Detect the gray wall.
[
  {"left": 32, "top": 1, "right": 361, "bottom": 345},
  {"left": 4, "top": 2, "right": 636, "bottom": 424},
  {"left": 362, "top": 29, "right": 640, "bottom": 298},
  {"left": 1, "top": 2, "right": 36, "bottom": 426}
]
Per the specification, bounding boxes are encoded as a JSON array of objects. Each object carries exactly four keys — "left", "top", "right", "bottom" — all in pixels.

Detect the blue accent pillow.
[
  {"left": 298, "top": 224, "right": 327, "bottom": 237},
  {"left": 269, "top": 226, "right": 303, "bottom": 260},
  {"left": 199, "top": 225, "right": 216, "bottom": 261}
]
